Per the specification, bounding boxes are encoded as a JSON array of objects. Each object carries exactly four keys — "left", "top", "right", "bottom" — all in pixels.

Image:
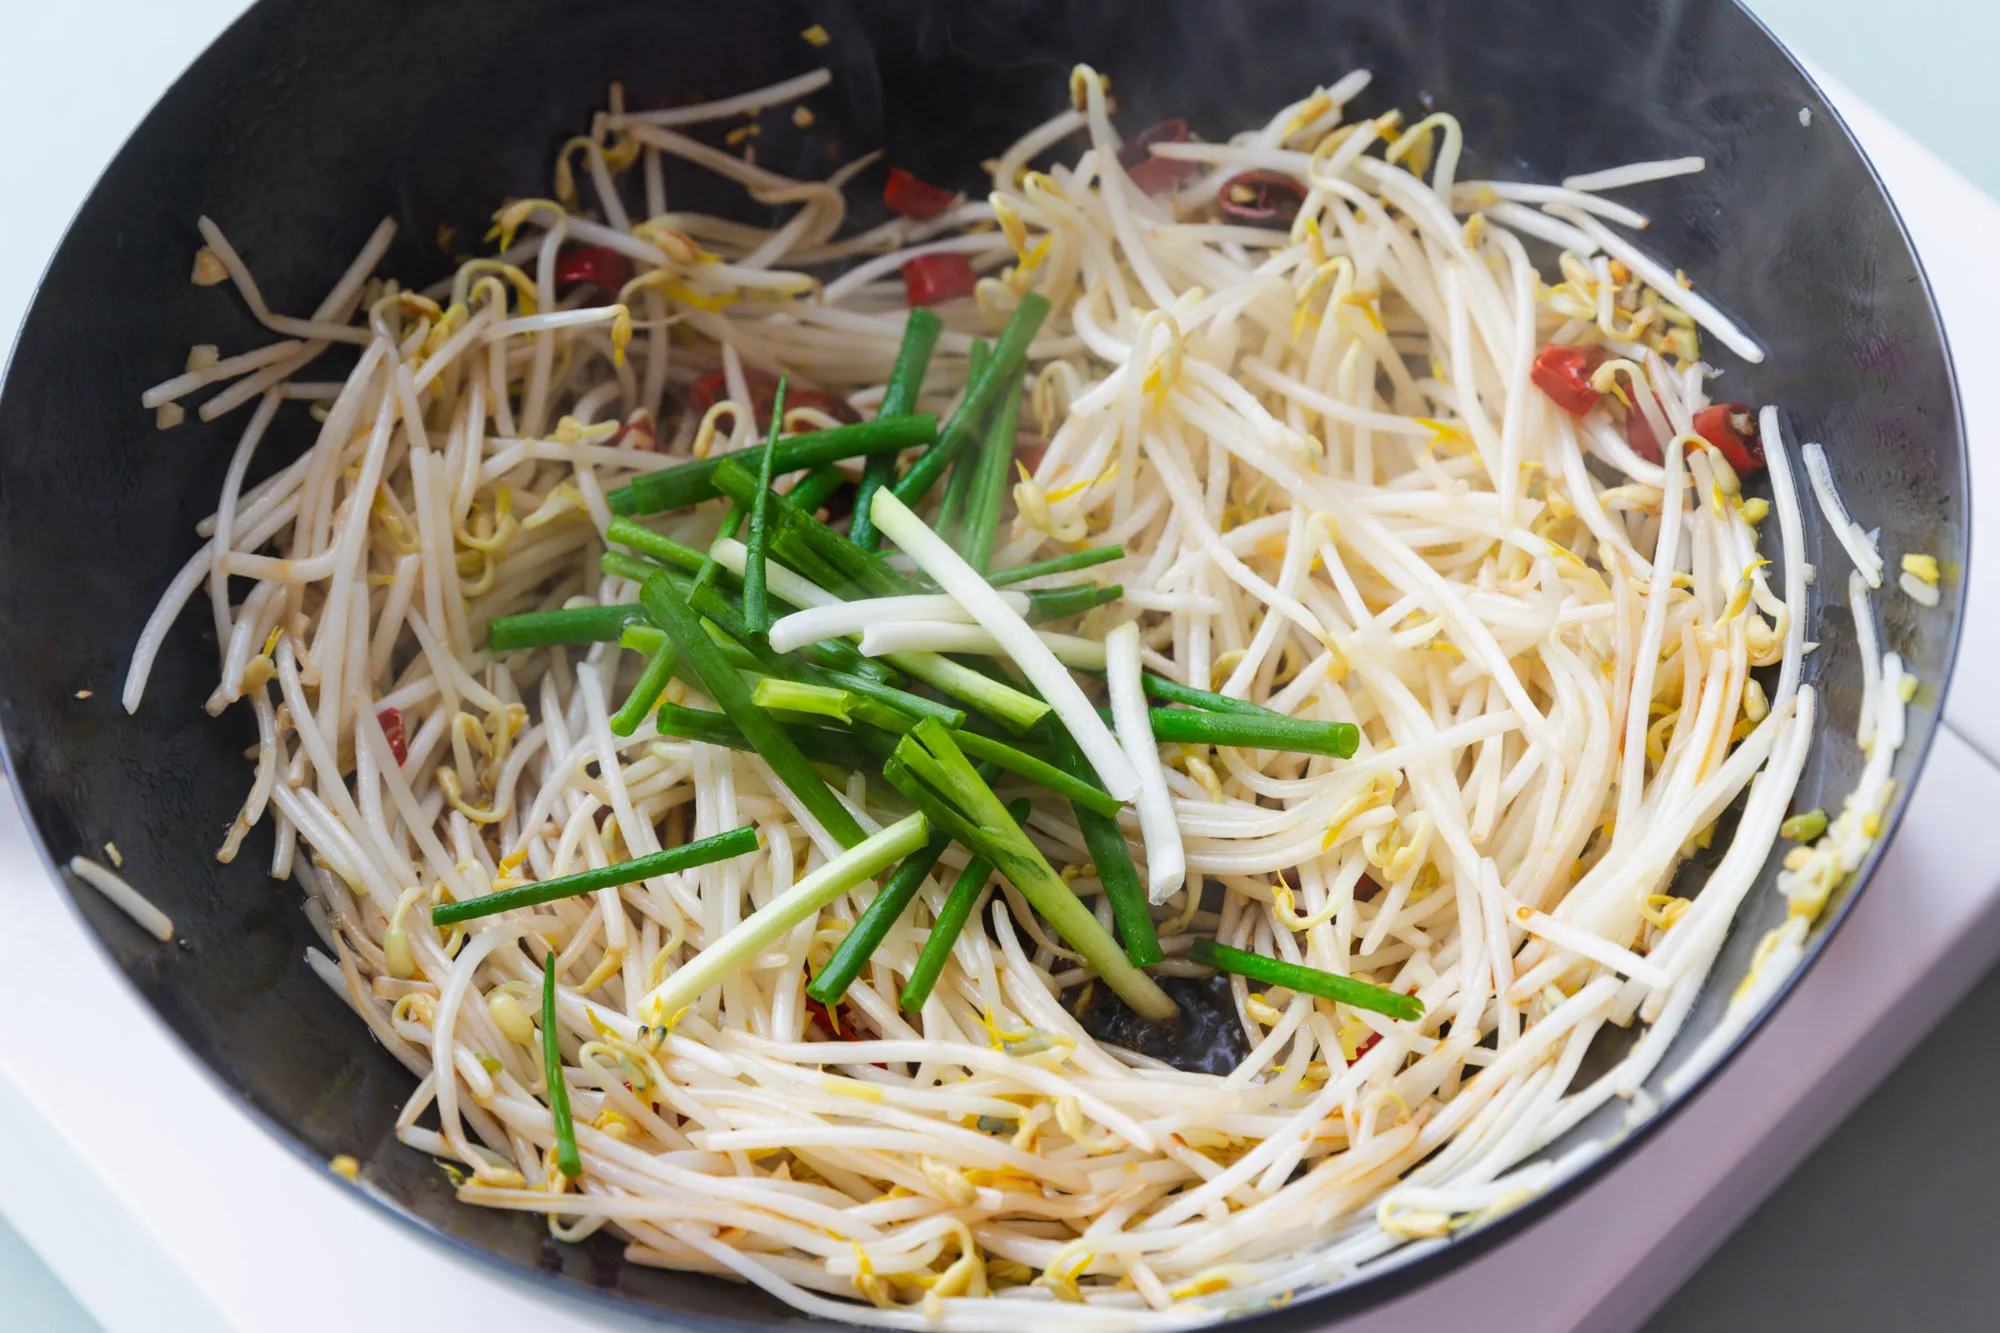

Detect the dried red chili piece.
[
  {"left": 551, "top": 245, "right": 632, "bottom": 296},
  {"left": 1626, "top": 400, "right": 1763, "bottom": 474},
  {"left": 1626, "top": 399, "right": 1662, "bottom": 463},
  {"left": 607, "top": 407, "right": 657, "bottom": 452},
  {"left": 686, "top": 368, "right": 754, "bottom": 418},
  {"left": 1530, "top": 344, "right": 1606, "bottom": 417},
  {"left": 901, "top": 252, "right": 977, "bottom": 307},
  {"left": 1217, "top": 171, "right": 1308, "bottom": 226},
  {"left": 883, "top": 166, "right": 958, "bottom": 220},
  {"left": 1693, "top": 403, "right": 1765, "bottom": 476},
  {"left": 1118, "top": 119, "right": 1199, "bottom": 195},
  {"left": 803, "top": 995, "right": 844, "bottom": 1037},
  {"left": 378, "top": 707, "right": 407, "bottom": 766}
]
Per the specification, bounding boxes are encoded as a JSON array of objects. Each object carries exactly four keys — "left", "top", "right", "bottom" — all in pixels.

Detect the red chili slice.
[
  {"left": 1627, "top": 400, "right": 1763, "bottom": 474},
  {"left": 1693, "top": 403, "right": 1765, "bottom": 475},
  {"left": 902, "top": 252, "right": 978, "bottom": 307},
  {"left": 1118, "top": 119, "right": 1200, "bottom": 195},
  {"left": 607, "top": 407, "right": 657, "bottom": 452},
  {"left": 686, "top": 368, "right": 758, "bottom": 418},
  {"left": 883, "top": 166, "right": 958, "bottom": 220},
  {"left": 1530, "top": 344, "right": 1606, "bottom": 417},
  {"left": 378, "top": 707, "right": 407, "bottom": 766},
  {"left": 1217, "top": 171, "right": 1308, "bottom": 227},
  {"left": 804, "top": 996, "right": 844, "bottom": 1037},
  {"left": 1626, "top": 400, "right": 1662, "bottom": 463},
  {"left": 686, "top": 370, "right": 859, "bottom": 430},
  {"left": 551, "top": 245, "right": 632, "bottom": 296}
]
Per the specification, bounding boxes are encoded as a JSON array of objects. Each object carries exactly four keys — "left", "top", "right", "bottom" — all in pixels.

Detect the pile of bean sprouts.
[{"left": 121, "top": 62, "right": 1917, "bottom": 1328}]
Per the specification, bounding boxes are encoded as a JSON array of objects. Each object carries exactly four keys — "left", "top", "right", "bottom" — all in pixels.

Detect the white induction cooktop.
[{"left": 1, "top": 12, "right": 1996, "bottom": 1330}]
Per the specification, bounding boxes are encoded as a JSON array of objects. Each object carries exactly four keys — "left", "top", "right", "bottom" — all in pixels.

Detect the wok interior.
[{"left": 0, "top": 0, "right": 1962, "bottom": 1325}]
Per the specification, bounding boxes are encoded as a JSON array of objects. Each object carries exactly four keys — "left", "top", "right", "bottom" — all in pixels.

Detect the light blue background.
[{"left": 0, "top": 0, "right": 1987, "bottom": 1327}]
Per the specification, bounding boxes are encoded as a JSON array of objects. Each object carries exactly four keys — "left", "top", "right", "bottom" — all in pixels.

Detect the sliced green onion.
[
  {"left": 635, "top": 553, "right": 803, "bottom": 683},
  {"left": 619, "top": 624, "right": 665, "bottom": 654},
  {"left": 899, "top": 799, "right": 1028, "bottom": 1012},
  {"left": 1135, "top": 671, "right": 1278, "bottom": 717},
  {"left": 432, "top": 826, "right": 760, "bottom": 925},
  {"left": 807, "top": 828, "right": 952, "bottom": 1006},
  {"left": 743, "top": 375, "right": 789, "bottom": 635},
  {"left": 601, "top": 550, "right": 660, "bottom": 585},
  {"left": 1134, "top": 709, "right": 1360, "bottom": 759},
  {"left": 767, "top": 593, "right": 1018, "bottom": 654},
  {"left": 1026, "top": 583, "right": 1121, "bottom": 623},
  {"left": 604, "top": 518, "right": 708, "bottom": 577},
  {"left": 488, "top": 603, "right": 644, "bottom": 651},
  {"left": 987, "top": 544, "right": 1125, "bottom": 587},
  {"left": 610, "top": 645, "right": 679, "bottom": 737},
  {"left": 887, "top": 720, "right": 1173, "bottom": 1020},
  {"left": 885, "top": 648, "right": 1049, "bottom": 733},
  {"left": 788, "top": 463, "right": 848, "bottom": 517},
  {"left": 712, "top": 458, "right": 918, "bottom": 599},
  {"left": 952, "top": 728, "right": 1121, "bottom": 819},
  {"left": 818, "top": 669, "right": 965, "bottom": 729},
  {"left": 711, "top": 539, "right": 1050, "bottom": 733},
  {"left": 1188, "top": 938, "right": 1423, "bottom": 1021},
  {"left": 871, "top": 488, "right": 1137, "bottom": 800},
  {"left": 609, "top": 415, "right": 938, "bottom": 516},
  {"left": 610, "top": 507, "right": 743, "bottom": 737},
  {"left": 961, "top": 355, "right": 1027, "bottom": 574},
  {"left": 542, "top": 950, "right": 581, "bottom": 1178},
  {"left": 1049, "top": 723, "right": 1161, "bottom": 967},
  {"left": 854, "top": 309, "right": 944, "bottom": 550},
  {"left": 859, "top": 620, "right": 1106, "bottom": 668},
  {"left": 891, "top": 293, "right": 1051, "bottom": 508},
  {"left": 641, "top": 571, "right": 865, "bottom": 847},
  {"left": 638, "top": 813, "right": 930, "bottom": 1024},
  {"left": 652, "top": 702, "right": 862, "bottom": 768},
  {"left": 1107, "top": 621, "right": 1184, "bottom": 903},
  {"left": 751, "top": 677, "right": 857, "bottom": 724},
  {"left": 934, "top": 339, "right": 991, "bottom": 541}
]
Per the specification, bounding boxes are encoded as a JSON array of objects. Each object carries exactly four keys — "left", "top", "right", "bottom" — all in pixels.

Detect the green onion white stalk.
[
  {"left": 856, "top": 620, "right": 1107, "bottom": 669},
  {"left": 767, "top": 592, "right": 1028, "bottom": 655},
  {"left": 870, "top": 488, "right": 1137, "bottom": 801},
  {"left": 638, "top": 813, "right": 928, "bottom": 1025},
  {"left": 1104, "top": 622, "right": 1184, "bottom": 904}
]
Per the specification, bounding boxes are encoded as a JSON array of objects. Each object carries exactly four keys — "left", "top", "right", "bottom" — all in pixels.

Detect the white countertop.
[{"left": 2, "top": 6, "right": 1997, "bottom": 1330}]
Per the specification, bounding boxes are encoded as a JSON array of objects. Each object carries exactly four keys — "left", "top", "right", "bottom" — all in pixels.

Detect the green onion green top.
[
  {"left": 853, "top": 309, "right": 945, "bottom": 549},
  {"left": 431, "top": 826, "right": 759, "bottom": 925},
  {"left": 542, "top": 950, "right": 582, "bottom": 1178},
  {"left": 987, "top": 544, "right": 1124, "bottom": 587},
  {"left": 608, "top": 414, "right": 937, "bottom": 516},
  {"left": 890, "top": 293, "right": 1051, "bottom": 508},
  {"left": 743, "top": 375, "right": 789, "bottom": 634},
  {"left": 641, "top": 570, "right": 866, "bottom": 847},
  {"left": 1189, "top": 938, "right": 1424, "bottom": 1022}
]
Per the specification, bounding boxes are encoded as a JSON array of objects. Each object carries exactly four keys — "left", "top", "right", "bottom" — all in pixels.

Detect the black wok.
[{"left": 0, "top": 0, "right": 1966, "bottom": 1326}]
